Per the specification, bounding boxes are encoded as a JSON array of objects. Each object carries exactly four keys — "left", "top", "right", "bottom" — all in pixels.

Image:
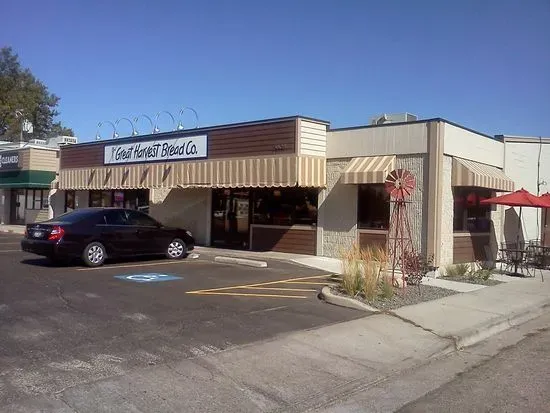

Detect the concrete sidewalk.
[
  {"left": 4, "top": 269, "right": 549, "bottom": 412},
  {"left": 0, "top": 224, "right": 25, "bottom": 234}
]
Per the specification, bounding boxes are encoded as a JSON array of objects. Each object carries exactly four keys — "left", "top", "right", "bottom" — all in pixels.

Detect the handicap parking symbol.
[{"left": 114, "top": 273, "right": 183, "bottom": 283}]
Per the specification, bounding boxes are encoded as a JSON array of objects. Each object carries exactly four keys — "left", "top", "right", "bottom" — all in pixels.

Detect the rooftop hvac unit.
[
  {"left": 28, "top": 139, "right": 47, "bottom": 145},
  {"left": 370, "top": 113, "right": 418, "bottom": 125},
  {"left": 58, "top": 136, "right": 78, "bottom": 145}
]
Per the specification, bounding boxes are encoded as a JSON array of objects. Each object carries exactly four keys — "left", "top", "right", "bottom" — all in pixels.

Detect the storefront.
[
  {"left": 56, "top": 116, "right": 327, "bottom": 254},
  {"left": 0, "top": 147, "right": 58, "bottom": 225},
  {"left": 319, "top": 119, "right": 515, "bottom": 267}
]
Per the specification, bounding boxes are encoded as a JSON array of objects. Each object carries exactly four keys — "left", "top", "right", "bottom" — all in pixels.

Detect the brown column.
[{"left": 426, "top": 121, "right": 444, "bottom": 266}]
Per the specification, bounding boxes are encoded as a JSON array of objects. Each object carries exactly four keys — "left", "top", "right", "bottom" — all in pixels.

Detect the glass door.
[
  {"left": 10, "top": 189, "right": 25, "bottom": 224},
  {"left": 211, "top": 189, "right": 250, "bottom": 249}
]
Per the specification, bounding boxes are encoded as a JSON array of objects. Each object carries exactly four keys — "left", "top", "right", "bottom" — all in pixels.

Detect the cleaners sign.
[
  {"left": 0, "top": 151, "right": 19, "bottom": 170},
  {"left": 103, "top": 135, "right": 207, "bottom": 165}
]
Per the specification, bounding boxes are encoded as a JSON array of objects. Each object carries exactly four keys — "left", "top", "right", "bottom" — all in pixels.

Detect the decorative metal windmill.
[{"left": 385, "top": 169, "right": 416, "bottom": 287}]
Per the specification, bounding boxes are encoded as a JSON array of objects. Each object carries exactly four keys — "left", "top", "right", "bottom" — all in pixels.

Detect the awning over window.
[
  {"left": 452, "top": 158, "right": 514, "bottom": 192},
  {"left": 341, "top": 156, "right": 396, "bottom": 184},
  {"left": 0, "top": 170, "right": 56, "bottom": 188},
  {"left": 58, "top": 155, "right": 326, "bottom": 190}
]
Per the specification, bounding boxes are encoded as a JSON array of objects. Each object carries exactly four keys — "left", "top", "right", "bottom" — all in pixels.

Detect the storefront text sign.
[
  {"left": 0, "top": 151, "right": 19, "bottom": 170},
  {"left": 103, "top": 135, "right": 207, "bottom": 165}
]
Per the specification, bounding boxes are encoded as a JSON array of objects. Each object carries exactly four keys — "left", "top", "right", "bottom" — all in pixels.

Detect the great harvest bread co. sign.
[
  {"left": 103, "top": 135, "right": 207, "bottom": 165},
  {"left": 0, "top": 151, "right": 19, "bottom": 170}
]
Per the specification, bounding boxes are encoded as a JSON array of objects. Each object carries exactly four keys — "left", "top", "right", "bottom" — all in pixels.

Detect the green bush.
[{"left": 379, "top": 275, "right": 394, "bottom": 299}]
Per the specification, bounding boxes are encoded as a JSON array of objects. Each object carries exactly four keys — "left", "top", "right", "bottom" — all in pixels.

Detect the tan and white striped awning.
[
  {"left": 341, "top": 156, "right": 396, "bottom": 184},
  {"left": 58, "top": 155, "right": 326, "bottom": 190},
  {"left": 452, "top": 158, "right": 514, "bottom": 192}
]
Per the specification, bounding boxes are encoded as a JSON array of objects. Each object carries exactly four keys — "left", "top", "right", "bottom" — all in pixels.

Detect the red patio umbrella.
[{"left": 480, "top": 188, "right": 550, "bottom": 246}]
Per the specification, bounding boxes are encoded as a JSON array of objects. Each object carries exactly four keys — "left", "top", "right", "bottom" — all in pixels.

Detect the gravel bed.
[
  {"left": 442, "top": 276, "right": 503, "bottom": 286},
  {"left": 333, "top": 284, "right": 458, "bottom": 311}
]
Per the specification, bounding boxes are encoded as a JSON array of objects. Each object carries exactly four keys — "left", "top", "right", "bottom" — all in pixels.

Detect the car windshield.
[{"left": 48, "top": 209, "right": 98, "bottom": 223}]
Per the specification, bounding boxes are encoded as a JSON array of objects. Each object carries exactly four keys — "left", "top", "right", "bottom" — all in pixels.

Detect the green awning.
[{"left": 0, "top": 170, "right": 56, "bottom": 188}]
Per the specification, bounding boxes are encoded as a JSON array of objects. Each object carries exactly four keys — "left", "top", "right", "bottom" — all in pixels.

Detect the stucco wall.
[
  {"left": 440, "top": 155, "right": 454, "bottom": 266},
  {"left": 395, "top": 154, "right": 428, "bottom": 255},
  {"left": 319, "top": 159, "right": 358, "bottom": 258},
  {"left": 49, "top": 190, "right": 65, "bottom": 219},
  {"left": 504, "top": 141, "right": 550, "bottom": 242},
  {"left": 443, "top": 123, "right": 504, "bottom": 168},
  {"left": 149, "top": 188, "right": 210, "bottom": 245},
  {"left": 24, "top": 208, "right": 49, "bottom": 224}
]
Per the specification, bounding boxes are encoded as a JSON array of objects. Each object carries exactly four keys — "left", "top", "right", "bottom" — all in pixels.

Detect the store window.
[
  {"left": 453, "top": 187, "right": 492, "bottom": 232},
  {"left": 251, "top": 188, "right": 318, "bottom": 226},
  {"left": 65, "top": 190, "right": 76, "bottom": 212},
  {"left": 89, "top": 189, "right": 149, "bottom": 211},
  {"left": 357, "top": 184, "right": 390, "bottom": 230},
  {"left": 25, "top": 189, "right": 48, "bottom": 210}
]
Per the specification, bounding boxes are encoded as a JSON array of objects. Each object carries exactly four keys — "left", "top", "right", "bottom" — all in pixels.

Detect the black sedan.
[{"left": 21, "top": 208, "right": 195, "bottom": 267}]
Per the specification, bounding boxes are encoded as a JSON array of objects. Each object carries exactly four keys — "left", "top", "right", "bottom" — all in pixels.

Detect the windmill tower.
[{"left": 385, "top": 169, "right": 416, "bottom": 287}]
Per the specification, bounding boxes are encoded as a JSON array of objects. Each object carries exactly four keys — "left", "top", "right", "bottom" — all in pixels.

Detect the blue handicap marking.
[{"left": 114, "top": 273, "right": 183, "bottom": 283}]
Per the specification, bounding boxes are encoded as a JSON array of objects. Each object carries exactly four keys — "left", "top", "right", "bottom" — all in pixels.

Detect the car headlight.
[{"left": 186, "top": 230, "right": 193, "bottom": 238}]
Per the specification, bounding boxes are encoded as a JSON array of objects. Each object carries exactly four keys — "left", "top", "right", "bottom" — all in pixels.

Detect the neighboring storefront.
[
  {"left": 0, "top": 147, "right": 58, "bottom": 225},
  {"left": 318, "top": 119, "right": 515, "bottom": 267},
  {"left": 56, "top": 116, "right": 327, "bottom": 254}
]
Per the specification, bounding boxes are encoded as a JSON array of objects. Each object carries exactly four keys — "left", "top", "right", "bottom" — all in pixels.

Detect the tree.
[{"left": 0, "top": 46, "right": 73, "bottom": 141}]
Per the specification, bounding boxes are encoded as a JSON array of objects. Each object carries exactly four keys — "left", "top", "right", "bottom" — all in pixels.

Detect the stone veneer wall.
[
  {"left": 149, "top": 188, "right": 210, "bottom": 245},
  {"left": 440, "top": 155, "right": 454, "bottom": 267},
  {"left": 394, "top": 155, "right": 428, "bottom": 255},
  {"left": 319, "top": 159, "right": 358, "bottom": 258}
]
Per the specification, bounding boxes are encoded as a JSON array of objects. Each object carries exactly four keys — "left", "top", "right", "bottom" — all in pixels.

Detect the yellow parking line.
[
  {"left": 0, "top": 249, "right": 21, "bottom": 253},
  {"left": 188, "top": 291, "right": 307, "bottom": 299},
  {"left": 240, "top": 286, "right": 317, "bottom": 292},
  {"left": 77, "top": 260, "right": 200, "bottom": 271},
  {"left": 285, "top": 281, "right": 334, "bottom": 285},
  {"left": 0, "top": 242, "right": 20, "bottom": 245},
  {"left": 186, "top": 274, "right": 331, "bottom": 294}
]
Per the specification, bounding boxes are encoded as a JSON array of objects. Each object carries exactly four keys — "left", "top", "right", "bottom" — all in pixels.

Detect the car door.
[
  {"left": 98, "top": 209, "right": 133, "bottom": 256},
  {"left": 126, "top": 210, "right": 169, "bottom": 254}
]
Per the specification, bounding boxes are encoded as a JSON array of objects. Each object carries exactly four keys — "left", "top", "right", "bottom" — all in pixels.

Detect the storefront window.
[
  {"left": 251, "top": 188, "right": 318, "bottom": 226},
  {"left": 453, "top": 187, "right": 492, "bottom": 232},
  {"left": 65, "top": 190, "right": 76, "bottom": 212},
  {"left": 89, "top": 189, "right": 149, "bottom": 211},
  {"left": 24, "top": 189, "right": 48, "bottom": 210},
  {"left": 358, "top": 184, "right": 390, "bottom": 230}
]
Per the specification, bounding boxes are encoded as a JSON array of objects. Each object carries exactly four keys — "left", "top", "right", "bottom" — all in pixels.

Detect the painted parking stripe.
[
  {"left": 188, "top": 291, "right": 308, "bottom": 299},
  {"left": 0, "top": 249, "right": 22, "bottom": 253},
  {"left": 241, "top": 286, "right": 317, "bottom": 292}
]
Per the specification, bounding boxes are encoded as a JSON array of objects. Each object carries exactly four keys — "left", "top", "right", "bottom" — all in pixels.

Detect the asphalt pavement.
[
  {"left": 398, "top": 326, "right": 550, "bottom": 413},
  {"left": 0, "top": 232, "right": 362, "bottom": 407}
]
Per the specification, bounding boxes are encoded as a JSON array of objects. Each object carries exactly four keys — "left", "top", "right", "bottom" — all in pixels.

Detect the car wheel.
[
  {"left": 166, "top": 238, "right": 187, "bottom": 260},
  {"left": 82, "top": 242, "right": 106, "bottom": 267}
]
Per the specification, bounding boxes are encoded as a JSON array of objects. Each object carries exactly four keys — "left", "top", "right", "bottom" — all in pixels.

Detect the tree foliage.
[{"left": 0, "top": 46, "right": 74, "bottom": 141}]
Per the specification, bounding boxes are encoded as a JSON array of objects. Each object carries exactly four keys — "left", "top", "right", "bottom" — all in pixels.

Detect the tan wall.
[
  {"left": 50, "top": 190, "right": 65, "bottom": 218},
  {"left": 327, "top": 122, "right": 428, "bottom": 159},
  {"left": 25, "top": 208, "right": 49, "bottom": 224},
  {"left": 149, "top": 188, "right": 210, "bottom": 245},
  {"left": 443, "top": 123, "right": 504, "bottom": 168},
  {"left": 18, "top": 148, "right": 59, "bottom": 171},
  {"left": 298, "top": 119, "right": 327, "bottom": 157}
]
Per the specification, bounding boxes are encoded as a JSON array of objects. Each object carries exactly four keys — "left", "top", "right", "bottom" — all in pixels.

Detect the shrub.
[
  {"left": 402, "top": 251, "right": 434, "bottom": 285},
  {"left": 379, "top": 274, "right": 394, "bottom": 299},
  {"left": 445, "top": 263, "right": 470, "bottom": 277}
]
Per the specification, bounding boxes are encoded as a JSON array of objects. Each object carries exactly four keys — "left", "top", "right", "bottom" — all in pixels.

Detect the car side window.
[
  {"left": 127, "top": 211, "right": 159, "bottom": 227},
  {"left": 104, "top": 210, "right": 128, "bottom": 226}
]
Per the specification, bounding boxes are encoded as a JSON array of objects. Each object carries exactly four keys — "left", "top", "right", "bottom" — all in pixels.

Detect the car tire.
[
  {"left": 166, "top": 238, "right": 187, "bottom": 260},
  {"left": 82, "top": 242, "right": 106, "bottom": 267}
]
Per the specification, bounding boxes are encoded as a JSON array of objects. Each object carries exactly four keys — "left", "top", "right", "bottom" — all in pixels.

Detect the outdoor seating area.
[{"left": 498, "top": 240, "right": 547, "bottom": 280}]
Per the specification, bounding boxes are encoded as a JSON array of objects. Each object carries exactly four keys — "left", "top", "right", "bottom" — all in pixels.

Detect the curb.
[
  {"left": 319, "top": 286, "right": 380, "bottom": 313},
  {"left": 214, "top": 256, "right": 268, "bottom": 268},
  {"left": 0, "top": 229, "right": 24, "bottom": 235},
  {"left": 453, "top": 301, "right": 550, "bottom": 349}
]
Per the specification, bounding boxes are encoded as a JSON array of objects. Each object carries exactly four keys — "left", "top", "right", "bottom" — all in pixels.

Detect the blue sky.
[{"left": 2, "top": 0, "right": 549, "bottom": 141}]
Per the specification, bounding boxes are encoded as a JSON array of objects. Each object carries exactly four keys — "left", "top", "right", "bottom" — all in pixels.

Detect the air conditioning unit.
[
  {"left": 28, "top": 139, "right": 47, "bottom": 145},
  {"left": 370, "top": 113, "right": 418, "bottom": 125},
  {"left": 58, "top": 136, "right": 78, "bottom": 145}
]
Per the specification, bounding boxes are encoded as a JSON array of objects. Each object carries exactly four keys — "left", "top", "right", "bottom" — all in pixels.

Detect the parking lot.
[{"left": 0, "top": 232, "right": 362, "bottom": 406}]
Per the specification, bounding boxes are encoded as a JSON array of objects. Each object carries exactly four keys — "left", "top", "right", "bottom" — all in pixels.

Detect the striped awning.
[
  {"left": 341, "top": 156, "right": 396, "bottom": 184},
  {"left": 58, "top": 155, "right": 325, "bottom": 190},
  {"left": 452, "top": 158, "right": 514, "bottom": 192}
]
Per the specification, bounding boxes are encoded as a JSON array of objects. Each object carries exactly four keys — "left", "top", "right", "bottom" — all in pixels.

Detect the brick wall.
[
  {"left": 319, "top": 159, "right": 358, "bottom": 258},
  {"left": 149, "top": 188, "right": 210, "bottom": 245}
]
